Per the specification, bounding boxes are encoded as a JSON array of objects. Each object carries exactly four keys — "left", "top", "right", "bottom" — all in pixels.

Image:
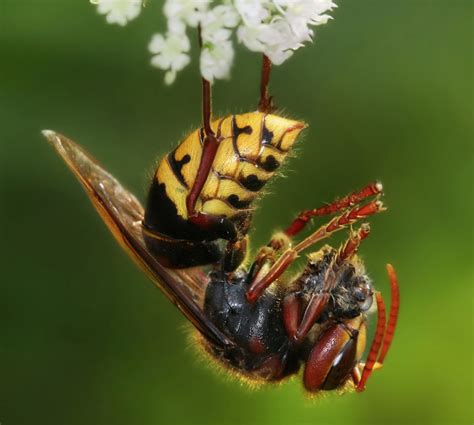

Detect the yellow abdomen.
[{"left": 155, "top": 112, "right": 305, "bottom": 220}]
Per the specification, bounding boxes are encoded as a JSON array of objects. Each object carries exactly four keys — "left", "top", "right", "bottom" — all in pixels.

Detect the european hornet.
[{"left": 44, "top": 54, "right": 399, "bottom": 394}]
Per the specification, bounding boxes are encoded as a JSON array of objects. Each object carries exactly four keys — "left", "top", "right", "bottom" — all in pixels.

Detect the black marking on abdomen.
[
  {"left": 227, "top": 194, "right": 253, "bottom": 209},
  {"left": 232, "top": 115, "right": 253, "bottom": 158},
  {"left": 261, "top": 140, "right": 289, "bottom": 155},
  {"left": 259, "top": 155, "right": 280, "bottom": 172},
  {"left": 240, "top": 174, "right": 266, "bottom": 192},
  {"left": 233, "top": 116, "right": 253, "bottom": 137},
  {"left": 145, "top": 179, "right": 238, "bottom": 242},
  {"left": 262, "top": 123, "right": 274, "bottom": 146},
  {"left": 168, "top": 148, "right": 191, "bottom": 188},
  {"left": 144, "top": 179, "right": 202, "bottom": 240},
  {"left": 211, "top": 169, "right": 263, "bottom": 198}
]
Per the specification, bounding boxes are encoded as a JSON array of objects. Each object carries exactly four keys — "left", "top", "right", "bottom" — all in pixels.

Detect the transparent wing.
[{"left": 43, "top": 130, "right": 234, "bottom": 350}]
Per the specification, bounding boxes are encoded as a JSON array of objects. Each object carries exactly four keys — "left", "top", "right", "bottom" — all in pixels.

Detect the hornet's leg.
[
  {"left": 246, "top": 200, "right": 384, "bottom": 302},
  {"left": 184, "top": 26, "right": 240, "bottom": 247},
  {"left": 284, "top": 182, "right": 383, "bottom": 237},
  {"left": 258, "top": 54, "right": 273, "bottom": 113},
  {"left": 249, "top": 182, "right": 383, "bottom": 281},
  {"left": 222, "top": 235, "right": 249, "bottom": 273},
  {"left": 186, "top": 76, "right": 220, "bottom": 219},
  {"left": 186, "top": 25, "right": 221, "bottom": 225},
  {"left": 246, "top": 231, "right": 292, "bottom": 285}
]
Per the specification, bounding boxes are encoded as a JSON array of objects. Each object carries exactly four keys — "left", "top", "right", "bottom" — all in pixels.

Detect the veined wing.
[{"left": 43, "top": 130, "right": 234, "bottom": 350}]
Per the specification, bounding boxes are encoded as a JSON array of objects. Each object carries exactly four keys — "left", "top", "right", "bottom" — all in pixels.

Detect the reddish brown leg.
[
  {"left": 186, "top": 26, "right": 221, "bottom": 220},
  {"left": 253, "top": 183, "right": 381, "bottom": 280},
  {"left": 295, "top": 200, "right": 383, "bottom": 253},
  {"left": 186, "top": 78, "right": 220, "bottom": 218},
  {"left": 246, "top": 200, "right": 384, "bottom": 303},
  {"left": 222, "top": 236, "right": 248, "bottom": 272},
  {"left": 284, "top": 182, "right": 383, "bottom": 237},
  {"left": 282, "top": 293, "right": 302, "bottom": 341},
  {"left": 246, "top": 249, "right": 298, "bottom": 303},
  {"left": 258, "top": 54, "right": 273, "bottom": 113},
  {"left": 338, "top": 223, "right": 370, "bottom": 265},
  {"left": 356, "top": 265, "right": 400, "bottom": 391}
]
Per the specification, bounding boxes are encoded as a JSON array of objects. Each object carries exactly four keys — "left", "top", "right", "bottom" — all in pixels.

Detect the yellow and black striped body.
[{"left": 143, "top": 112, "right": 305, "bottom": 268}]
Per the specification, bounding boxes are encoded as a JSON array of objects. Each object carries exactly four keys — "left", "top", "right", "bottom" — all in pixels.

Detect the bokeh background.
[{"left": 1, "top": 1, "right": 472, "bottom": 424}]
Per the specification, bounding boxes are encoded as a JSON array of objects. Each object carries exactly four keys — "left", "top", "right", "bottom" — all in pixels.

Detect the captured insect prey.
[{"left": 44, "top": 52, "right": 399, "bottom": 395}]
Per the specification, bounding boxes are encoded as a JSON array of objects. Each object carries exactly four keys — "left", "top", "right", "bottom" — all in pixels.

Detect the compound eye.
[
  {"left": 358, "top": 294, "right": 373, "bottom": 312},
  {"left": 353, "top": 287, "right": 366, "bottom": 302},
  {"left": 353, "top": 283, "right": 373, "bottom": 312}
]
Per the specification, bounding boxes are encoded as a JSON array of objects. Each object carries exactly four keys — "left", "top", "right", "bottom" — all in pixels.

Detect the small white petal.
[
  {"left": 164, "top": 0, "right": 211, "bottom": 27},
  {"left": 172, "top": 53, "right": 191, "bottom": 71},
  {"left": 235, "top": 0, "right": 269, "bottom": 26},
  {"left": 148, "top": 34, "right": 165, "bottom": 54},
  {"left": 167, "top": 18, "right": 187, "bottom": 34},
  {"left": 265, "top": 0, "right": 337, "bottom": 58},
  {"left": 200, "top": 5, "right": 240, "bottom": 45},
  {"left": 312, "top": 14, "right": 332, "bottom": 25},
  {"left": 106, "top": 12, "right": 126, "bottom": 26},
  {"left": 175, "top": 32, "right": 191, "bottom": 51},
  {"left": 237, "top": 24, "right": 266, "bottom": 52},
  {"left": 151, "top": 53, "right": 172, "bottom": 70},
  {"left": 148, "top": 30, "right": 191, "bottom": 83},
  {"left": 211, "top": 5, "right": 240, "bottom": 28},
  {"left": 164, "top": 70, "right": 177, "bottom": 85},
  {"left": 200, "top": 40, "right": 234, "bottom": 82},
  {"left": 96, "top": 0, "right": 142, "bottom": 26},
  {"left": 265, "top": 48, "right": 293, "bottom": 65},
  {"left": 210, "top": 28, "right": 233, "bottom": 43}
]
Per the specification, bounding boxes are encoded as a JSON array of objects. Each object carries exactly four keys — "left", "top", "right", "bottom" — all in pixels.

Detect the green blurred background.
[{"left": 1, "top": 1, "right": 472, "bottom": 424}]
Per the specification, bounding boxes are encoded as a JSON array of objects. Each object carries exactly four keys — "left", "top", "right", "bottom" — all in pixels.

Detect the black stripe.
[
  {"left": 212, "top": 168, "right": 265, "bottom": 194},
  {"left": 262, "top": 140, "right": 289, "bottom": 154},
  {"left": 258, "top": 154, "right": 280, "bottom": 172},
  {"left": 239, "top": 173, "right": 267, "bottom": 192},
  {"left": 167, "top": 147, "right": 191, "bottom": 188},
  {"left": 261, "top": 121, "right": 274, "bottom": 146},
  {"left": 232, "top": 115, "right": 252, "bottom": 158},
  {"left": 261, "top": 116, "right": 289, "bottom": 153},
  {"left": 227, "top": 194, "right": 253, "bottom": 209},
  {"left": 144, "top": 179, "right": 237, "bottom": 242}
]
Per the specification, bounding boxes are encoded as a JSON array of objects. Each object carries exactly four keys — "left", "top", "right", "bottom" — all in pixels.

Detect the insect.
[{"left": 44, "top": 53, "right": 399, "bottom": 394}]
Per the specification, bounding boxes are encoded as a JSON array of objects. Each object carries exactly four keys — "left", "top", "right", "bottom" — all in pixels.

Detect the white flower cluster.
[{"left": 95, "top": 0, "right": 336, "bottom": 84}]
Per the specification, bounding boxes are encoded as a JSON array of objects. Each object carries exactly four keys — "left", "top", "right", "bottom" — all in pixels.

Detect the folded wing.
[{"left": 43, "top": 130, "right": 234, "bottom": 350}]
